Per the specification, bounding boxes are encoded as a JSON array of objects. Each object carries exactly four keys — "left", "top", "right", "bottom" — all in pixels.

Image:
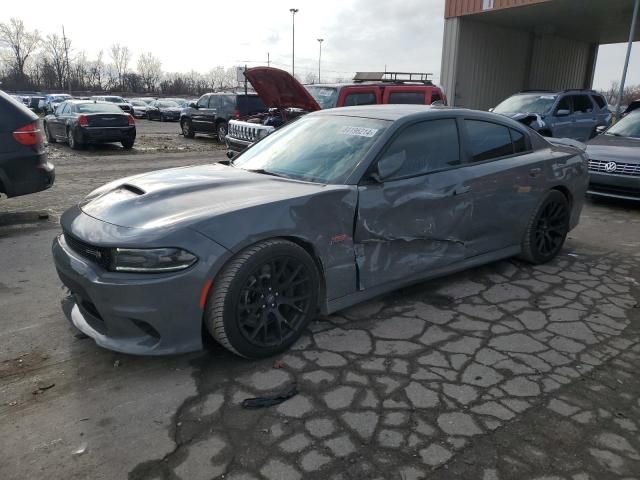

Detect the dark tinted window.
[
  {"left": 556, "top": 96, "right": 572, "bottom": 113},
  {"left": 388, "top": 92, "right": 425, "bottom": 104},
  {"left": 207, "top": 96, "right": 218, "bottom": 108},
  {"left": 510, "top": 129, "right": 528, "bottom": 154},
  {"left": 465, "top": 120, "right": 513, "bottom": 162},
  {"left": 219, "top": 95, "right": 235, "bottom": 112},
  {"left": 591, "top": 94, "right": 606, "bottom": 109},
  {"left": 343, "top": 92, "right": 376, "bottom": 107},
  {"left": 196, "top": 96, "right": 209, "bottom": 108},
  {"left": 381, "top": 119, "right": 460, "bottom": 180},
  {"left": 78, "top": 103, "right": 123, "bottom": 114},
  {"left": 571, "top": 95, "right": 593, "bottom": 113},
  {"left": 237, "top": 95, "right": 266, "bottom": 114}
]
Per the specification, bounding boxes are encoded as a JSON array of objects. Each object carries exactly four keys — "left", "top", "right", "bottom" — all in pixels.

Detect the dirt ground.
[{"left": 1, "top": 146, "right": 640, "bottom": 480}]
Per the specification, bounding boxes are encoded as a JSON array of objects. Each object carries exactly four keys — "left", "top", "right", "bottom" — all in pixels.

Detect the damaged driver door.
[{"left": 354, "top": 118, "right": 475, "bottom": 291}]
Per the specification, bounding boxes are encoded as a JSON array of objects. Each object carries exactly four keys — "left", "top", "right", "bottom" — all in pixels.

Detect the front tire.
[
  {"left": 182, "top": 119, "right": 195, "bottom": 138},
  {"left": 205, "top": 239, "right": 319, "bottom": 358},
  {"left": 519, "top": 190, "right": 570, "bottom": 264}
]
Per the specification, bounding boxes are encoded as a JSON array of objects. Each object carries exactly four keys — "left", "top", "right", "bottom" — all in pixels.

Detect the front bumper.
[
  {"left": 51, "top": 215, "right": 231, "bottom": 355},
  {"left": 225, "top": 135, "right": 253, "bottom": 153},
  {"left": 588, "top": 171, "right": 640, "bottom": 201}
]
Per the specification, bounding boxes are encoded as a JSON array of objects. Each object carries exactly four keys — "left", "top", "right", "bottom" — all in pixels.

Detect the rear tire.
[
  {"left": 216, "top": 121, "right": 228, "bottom": 143},
  {"left": 519, "top": 190, "right": 570, "bottom": 264},
  {"left": 67, "top": 128, "right": 81, "bottom": 150},
  {"left": 45, "top": 123, "right": 56, "bottom": 143},
  {"left": 122, "top": 138, "right": 135, "bottom": 149},
  {"left": 204, "top": 239, "right": 319, "bottom": 358},
  {"left": 182, "top": 119, "right": 195, "bottom": 138}
]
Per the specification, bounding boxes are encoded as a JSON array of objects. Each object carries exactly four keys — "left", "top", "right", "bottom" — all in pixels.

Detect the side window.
[
  {"left": 555, "top": 96, "right": 572, "bottom": 114},
  {"left": 591, "top": 94, "right": 606, "bottom": 109},
  {"left": 197, "top": 96, "right": 209, "bottom": 108},
  {"left": 208, "top": 96, "right": 220, "bottom": 109},
  {"left": 510, "top": 129, "right": 528, "bottom": 154},
  {"left": 465, "top": 120, "right": 513, "bottom": 162},
  {"left": 344, "top": 92, "right": 377, "bottom": 107},
  {"left": 380, "top": 119, "right": 461, "bottom": 180},
  {"left": 572, "top": 95, "right": 593, "bottom": 113},
  {"left": 388, "top": 92, "right": 425, "bottom": 104}
]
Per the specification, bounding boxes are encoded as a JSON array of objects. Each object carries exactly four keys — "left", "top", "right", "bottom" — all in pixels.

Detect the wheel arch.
[{"left": 550, "top": 185, "right": 573, "bottom": 208}]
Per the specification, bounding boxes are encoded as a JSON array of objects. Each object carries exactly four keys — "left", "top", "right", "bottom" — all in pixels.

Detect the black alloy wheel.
[
  {"left": 205, "top": 239, "right": 319, "bottom": 358},
  {"left": 520, "top": 190, "right": 569, "bottom": 264},
  {"left": 67, "top": 128, "right": 80, "bottom": 150},
  {"left": 182, "top": 119, "right": 194, "bottom": 138}
]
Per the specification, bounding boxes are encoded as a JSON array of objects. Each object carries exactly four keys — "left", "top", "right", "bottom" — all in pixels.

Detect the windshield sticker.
[
  {"left": 540, "top": 96, "right": 556, "bottom": 100},
  {"left": 338, "top": 126, "right": 379, "bottom": 137},
  {"left": 317, "top": 89, "right": 334, "bottom": 97}
]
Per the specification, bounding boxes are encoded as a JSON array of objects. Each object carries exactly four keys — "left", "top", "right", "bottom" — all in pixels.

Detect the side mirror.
[
  {"left": 596, "top": 125, "right": 607, "bottom": 135},
  {"left": 556, "top": 109, "right": 571, "bottom": 117},
  {"left": 373, "top": 150, "right": 406, "bottom": 182},
  {"left": 226, "top": 150, "right": 237, "bottom": 160},
  {"left": 189, "top": 102, "right": 197, "bottom": 108},
  {"left": 488, "top": 107, "right": 494, "bottom": 112}
]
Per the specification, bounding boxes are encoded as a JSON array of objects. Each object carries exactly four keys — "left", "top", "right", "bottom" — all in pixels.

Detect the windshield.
[
  {"left": 130, "top": 100, "right": 146, "bottom": 106},
  {"left": 606, "top": 112, "right": 640, "bottom": 138},
  {"left": 232, "top": 115, "right": 389, "bottom": 184},
  {"left": 105, "top": 97, "right": 125, "bottom": 103},
  {"left": 158, "top": 101, "right": 179, "bottom": 108},
  {"left": 494, "top": 94, "right": 557, "bottom": 115},
  {"left": 78, "top": 103, "right": 123, "bottom": 114},
  {"left": 305, "top": 86, "right": 339, "bottom": 109},
  {"left": 53, "top": 95, "right": 70, "bottom": 102}
]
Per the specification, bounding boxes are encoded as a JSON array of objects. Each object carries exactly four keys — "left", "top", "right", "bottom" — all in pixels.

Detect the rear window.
[
  {"left": 104, "top": 97, "right": 125, "bottom": 104},
  {"left": 77, "top": 103, "right": 124, "bottom": 114},
  {"left": 388, "top": 92, "right": 425, "bottom": 105}
]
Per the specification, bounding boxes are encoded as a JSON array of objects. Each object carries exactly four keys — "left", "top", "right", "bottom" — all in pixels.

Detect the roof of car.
[{"left": 313, "top": 104, "right": 462, "bottom": 121}]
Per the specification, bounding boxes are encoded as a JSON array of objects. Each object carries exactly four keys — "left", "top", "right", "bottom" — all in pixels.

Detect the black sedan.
[
  {"left": 146, "top": 100, "right": 182, "bottom": 122},
  {"left": 587, "top": 111, "right": 640, "bottom": 200},
  {"left": 44, "top": 100, "right": 136, "bottom": 150}
]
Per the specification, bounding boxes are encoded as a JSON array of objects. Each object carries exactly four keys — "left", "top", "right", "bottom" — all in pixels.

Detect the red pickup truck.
[{"left": 225, "top": 68, "right": 446, "bottom": 152}]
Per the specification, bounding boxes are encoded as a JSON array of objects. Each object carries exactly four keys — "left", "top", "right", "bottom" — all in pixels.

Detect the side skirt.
[{"left": 325, "top": 245, "right": 520, "bottom": 315}]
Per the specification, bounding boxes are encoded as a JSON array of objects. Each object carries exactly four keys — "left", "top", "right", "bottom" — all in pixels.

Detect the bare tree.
[
  {"left": 137, "top": 52, "right": 162, "bottom": 92},
  {"left": 0, "top": 18, "right": 41, "bottom": 83},
  {"left": 44, "top": 33, "right": 71, "bottom": 89},
  {"left": 88, "top": 50, "right": 105, "bottom": 90},
  {"left": 303, "top": 71, "right": 316, "bottom": 85},
  {"left": 109, "top": 43, "right": 130, "bottom": 91}
]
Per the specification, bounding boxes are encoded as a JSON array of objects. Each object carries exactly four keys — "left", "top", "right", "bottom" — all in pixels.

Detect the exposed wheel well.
[{"left": 551, "top": 185, "right": 572, "bottom": 208}]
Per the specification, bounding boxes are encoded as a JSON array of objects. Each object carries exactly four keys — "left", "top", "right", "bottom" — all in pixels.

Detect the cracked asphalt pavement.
[{"left": 1, "top": 148, "right": 639, "bottom": 480}]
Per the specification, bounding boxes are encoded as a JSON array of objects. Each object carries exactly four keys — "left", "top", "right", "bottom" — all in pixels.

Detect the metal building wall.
[
  {"left": 445, "top": 18, "right": 532, "bottom": 109},
  {"left": 445, "top": 0, "right": 550, "bottom": 18},
  {"left": 528, "top": 35, "right": 596, "bottom": 90}
]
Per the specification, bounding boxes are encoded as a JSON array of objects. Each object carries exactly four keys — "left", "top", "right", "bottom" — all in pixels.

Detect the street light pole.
[
  {"left": 317, "top": 38, "right": 324, "bottom": 83},
  {"left": 289, "top": 8, "right": 299, "bottom": 77},
  {"left": 616, "top": 0, "right": 639, "bottom": 119}
]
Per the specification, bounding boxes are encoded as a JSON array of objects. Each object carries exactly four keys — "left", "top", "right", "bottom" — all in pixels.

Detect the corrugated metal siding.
[
  {"left": 445, "top": 0, "right": 549, "bottom": 18},
  {"left": 528, "top": 35, "right": 593, "bottom": 90},
  {"left": 453, "top": 19, "right": 532, "bottom": 109},
  {"left": 440, "top": 18, "right": 461, "bottom": 103}
]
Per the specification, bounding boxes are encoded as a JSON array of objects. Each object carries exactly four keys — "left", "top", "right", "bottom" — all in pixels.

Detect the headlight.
[
  {"left": 257, "top": 129, "right": 270, "bottom": 140},
  {"left": 110, "top": 248, "right": 197, "bottom": 272}
]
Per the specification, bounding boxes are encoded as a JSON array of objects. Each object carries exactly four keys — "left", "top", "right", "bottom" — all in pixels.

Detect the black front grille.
[{"left": 64, "top": 233, "right": 111, "bottom": 269}]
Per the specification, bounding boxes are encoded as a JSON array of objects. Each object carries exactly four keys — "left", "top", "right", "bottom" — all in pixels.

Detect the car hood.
[
  {"left": 244, "top": 66, "right": 321, "bottom": 112},
  {"left": 498, "top": 112, "right": 547, "bottom": 127},
  {"left": 586, "top": 134, "right": 640, "bottom": 162},
  {"left": 79, "top": 163, "right": 332, "bottom": 230}
]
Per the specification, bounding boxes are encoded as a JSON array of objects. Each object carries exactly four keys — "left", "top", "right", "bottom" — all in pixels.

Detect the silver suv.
[{"left": 492, "top": 90, "right": 611, "bottom": 142}]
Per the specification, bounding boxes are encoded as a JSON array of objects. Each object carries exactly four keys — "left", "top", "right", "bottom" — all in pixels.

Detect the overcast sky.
[{"left": 1, "top": 0, "right": 638, "bottom": 89}]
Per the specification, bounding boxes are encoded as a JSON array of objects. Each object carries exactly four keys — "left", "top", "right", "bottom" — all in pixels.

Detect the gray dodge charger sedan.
[{"left": 52, "top": 105, "right": 589, "bottom": 358}]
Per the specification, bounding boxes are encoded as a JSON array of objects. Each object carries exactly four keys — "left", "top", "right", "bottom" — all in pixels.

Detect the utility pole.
[
  {"left": 62, "top": 25, "right": 72, "bottom": 94},
  {"left": 289, "top": 8, "right": 298, "bottom": 77},
  {"left": 616, "top": 0, "right": 639, "bottom": 120},
  {"left": 317, "top": 38, "right": 324, "bottom": 83}
]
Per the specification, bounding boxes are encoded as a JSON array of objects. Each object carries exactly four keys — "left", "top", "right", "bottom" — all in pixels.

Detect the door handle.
[
  {"left": 454, "top": 185, "right": 471, "bottom": 196},
  {"left": 529, "top": 168, "right": 542, "bottom": 177}
]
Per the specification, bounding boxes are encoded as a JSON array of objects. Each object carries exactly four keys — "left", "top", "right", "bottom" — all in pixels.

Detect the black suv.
[
  {"left": 0, "top": 91, "right": 55, "bottom": 198},
  {"left": 180, "top": 93, "right": 265, "bottom": 141}
]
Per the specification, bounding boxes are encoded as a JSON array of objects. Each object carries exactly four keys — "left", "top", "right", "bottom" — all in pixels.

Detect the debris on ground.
[
  {"left": 32, "top": 383, "right": 55, "bottom": 395},
  {"left": 72, "top": 442, "right": 88, "bottom": 456},
  {"left": 241, "top": 384, "right": 298, "bottom": 409}
]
